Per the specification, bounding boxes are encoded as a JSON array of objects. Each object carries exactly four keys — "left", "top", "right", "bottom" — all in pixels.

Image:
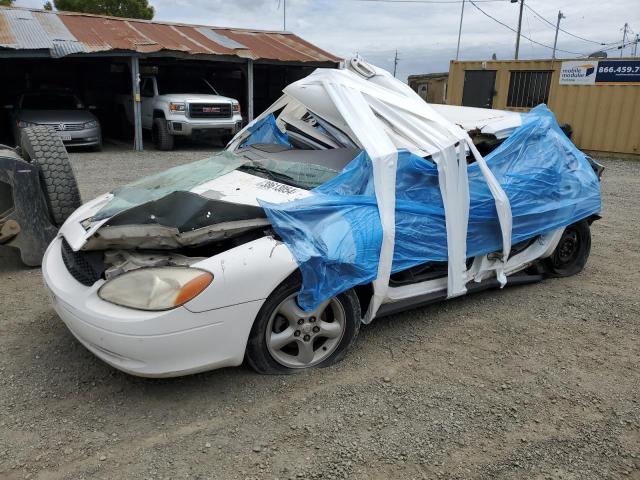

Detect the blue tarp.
[
  {"left": 260, "top": 105, "right": 601, "bottom": 310},
  {"left": 240, "top": 114, "right": 292, "bottom": 149}
]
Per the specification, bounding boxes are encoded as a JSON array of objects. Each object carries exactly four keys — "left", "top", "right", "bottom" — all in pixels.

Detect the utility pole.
[
  {"left": 279, "top": 0, "right": 286, "bottom": 31},
  {"left": 393, "top": 49, "right": 399, "bottom": 78},
  {"left": 512, "top": 0, "right": 525, "bottom": 60},
  {"left": 552, "top": 10, "right": 565, "bottom": 60},
  {"left": 621, "top": 22, "right": 629, "bottom": 58},
  {"left": 514, "top": 0, "right": 524, "bottom": 59},
  {"left": 634, "top": 34, "right": 639, "bottom": 57},
  {"left": 455, "top": 0, "right": 465, "bottom": 60}
]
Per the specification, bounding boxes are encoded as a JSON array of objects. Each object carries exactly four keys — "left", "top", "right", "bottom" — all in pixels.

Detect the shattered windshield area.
[
  {"left": 93, "top": 108, "right": 360, "bottom": 223},
  {"left": 93, "top": 147, "right": 345, "bottom": 222},
  {"left": 94, "top": 151, "right": 246, "bottom": 221},
  {"left": 238, "top": 158, "right": 339, "bottom": 190}
]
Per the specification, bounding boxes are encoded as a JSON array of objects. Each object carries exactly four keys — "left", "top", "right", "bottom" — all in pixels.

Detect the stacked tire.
[{"left": 20, "top": 126, "right": 81, "bottom": 227}]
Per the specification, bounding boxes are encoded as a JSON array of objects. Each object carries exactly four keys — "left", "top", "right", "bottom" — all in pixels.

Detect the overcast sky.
[{"left": 15, "top": 0, "right": 640, "bottom": 80}]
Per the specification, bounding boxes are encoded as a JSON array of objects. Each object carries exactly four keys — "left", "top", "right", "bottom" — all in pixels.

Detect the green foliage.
[
  {"left": 52, "top": 0, "right": 154, "bottom": 19},
  {"left": 0, "top": 0, "right": 15, "bottom": 6},
  {"left": 43, "top": 1, "right": 53, "bottom": 10}
]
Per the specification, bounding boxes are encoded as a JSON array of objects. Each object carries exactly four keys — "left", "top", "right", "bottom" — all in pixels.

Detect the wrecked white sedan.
[{"left": 43, "top": 59, "right": 602, "bottom": 377}]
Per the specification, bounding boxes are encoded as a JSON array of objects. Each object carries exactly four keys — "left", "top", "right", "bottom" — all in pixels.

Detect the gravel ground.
[{"left": 0, "top": 145, "right": 638, "bottom": 480}]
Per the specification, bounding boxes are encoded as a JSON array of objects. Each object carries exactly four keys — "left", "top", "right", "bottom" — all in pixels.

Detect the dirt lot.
[{"left": 1, "top": 145, "right": 638, "bottom": 480}]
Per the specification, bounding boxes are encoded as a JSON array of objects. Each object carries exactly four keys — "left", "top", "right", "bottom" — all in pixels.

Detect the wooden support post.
[{"left": 247, "top": 59, "right": 254, "bottom": 122}]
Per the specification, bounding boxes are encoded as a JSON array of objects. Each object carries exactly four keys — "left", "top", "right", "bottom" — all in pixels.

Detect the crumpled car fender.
[{"left": 184, "top": 235, "right": 298, "bottom": 313}]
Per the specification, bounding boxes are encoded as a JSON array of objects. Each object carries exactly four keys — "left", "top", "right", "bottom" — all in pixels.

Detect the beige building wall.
[
  {"left": 408, "top": 76, "right": 448, "bottom": 104},
  {"left": 446, "top": 59, "right": 640, "bottom": 155}
]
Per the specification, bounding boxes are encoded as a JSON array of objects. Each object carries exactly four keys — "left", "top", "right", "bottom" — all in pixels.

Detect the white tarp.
[{"left": 231, "top": 58, "right": 514, "bottom": 320}]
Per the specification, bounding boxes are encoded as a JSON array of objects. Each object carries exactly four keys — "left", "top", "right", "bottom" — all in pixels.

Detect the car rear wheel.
[
  {"left": 545, "top": 220, "right": 591, "bottom": 277},
  {"left": 246, "top": 273, "right": 361, "bottom": 374},
  {"left": 152, "top": 118, "right": 174, "bottom": 151}
]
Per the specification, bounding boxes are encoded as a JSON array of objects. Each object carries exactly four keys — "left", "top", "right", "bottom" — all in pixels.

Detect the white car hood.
[
  {"left": 60, "top": 170, "right": 310, "bottom": 252},
  {"left": 429, "top": 104, "right": 523, "bottom": 139}
]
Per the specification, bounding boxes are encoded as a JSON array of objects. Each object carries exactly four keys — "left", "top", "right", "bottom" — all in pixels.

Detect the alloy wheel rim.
[{"left": 266, "top": 294, "right": 345, "bottom": 368}]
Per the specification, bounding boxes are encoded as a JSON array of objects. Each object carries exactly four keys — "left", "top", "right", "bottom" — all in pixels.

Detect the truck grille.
[
  {"left": 49, "top": 123, "right": 85, "bottom": 131},
  {"left": 189, "top": 103, "right": 232, "bottom": 119},
  {"left": 61, "top": 238, "right": 104, "bottom": 286}
]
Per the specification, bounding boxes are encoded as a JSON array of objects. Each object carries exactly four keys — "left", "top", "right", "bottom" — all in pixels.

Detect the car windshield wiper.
[{"left": 239, "top": 163, "right": 300, "bottom": 188}]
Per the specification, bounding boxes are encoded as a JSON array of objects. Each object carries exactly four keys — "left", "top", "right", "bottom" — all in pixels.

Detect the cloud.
[{"left": 14, "top": 0, "right": 638, "bottom": 80}]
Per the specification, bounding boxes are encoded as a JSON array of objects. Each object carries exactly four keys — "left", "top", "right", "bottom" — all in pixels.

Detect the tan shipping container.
[
  {"left": 408, "top": 73, "right": 448, "bottom": 104},
  {"left": 446, "top": 59, "right": 640, "bottom": 155}
]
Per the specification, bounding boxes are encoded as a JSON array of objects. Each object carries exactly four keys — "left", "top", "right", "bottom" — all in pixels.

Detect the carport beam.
[
  {"left": 247, "top": 59, "right": 254, "bottom": 122},
  {"left": 130, "top": 56, "right": 144, "bottom": 151}
]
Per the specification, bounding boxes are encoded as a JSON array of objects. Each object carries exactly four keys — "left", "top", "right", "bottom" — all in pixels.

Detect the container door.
[{"left": 461, "top": 70, "right": 496, "bottom": 109}]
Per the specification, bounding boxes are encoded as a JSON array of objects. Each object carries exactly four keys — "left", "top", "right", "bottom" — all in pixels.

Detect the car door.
[{"left": 140, "top": 77, "right": 155, "bottom": 129}]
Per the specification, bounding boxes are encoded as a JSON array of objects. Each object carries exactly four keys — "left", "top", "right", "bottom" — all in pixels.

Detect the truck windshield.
[{"left": 157, "top": 77, "right": 218, "bottom": 95}]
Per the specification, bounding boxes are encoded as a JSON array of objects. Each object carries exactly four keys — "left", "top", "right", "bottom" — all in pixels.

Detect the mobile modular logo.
[{"left": 560, "top": 61, "right": 598, "bottom": 85}]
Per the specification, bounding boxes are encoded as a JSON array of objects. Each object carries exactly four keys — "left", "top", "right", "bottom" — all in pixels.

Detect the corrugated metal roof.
[
  {"left": 195, "top": 28, "right": 247, "bottom": 50},
  {"left": 0, "top": 6, "right": 340, "bottom": 63}
]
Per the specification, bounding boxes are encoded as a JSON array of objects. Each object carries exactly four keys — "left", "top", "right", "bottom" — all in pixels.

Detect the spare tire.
[{"left": 20, "top": 126, "right": 81, "bottom": 227}]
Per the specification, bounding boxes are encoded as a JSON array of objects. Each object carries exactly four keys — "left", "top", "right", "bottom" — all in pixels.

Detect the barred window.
[{"left": 507, "top": 70, "right": 552, "bottom": 108}]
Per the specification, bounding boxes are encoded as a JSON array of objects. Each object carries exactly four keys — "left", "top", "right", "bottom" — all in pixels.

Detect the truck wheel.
[
  {"left": 152, "top": 118, "right": 174, "bottom": 151},
  {"left": 20, "top": 126, "right": 81, "bottom": 227},
  {"left": 246, "top": 272, "right": 361, "bottom": 374}
]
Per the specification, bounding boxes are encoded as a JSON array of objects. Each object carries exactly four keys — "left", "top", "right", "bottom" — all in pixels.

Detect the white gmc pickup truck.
[{"left": 119, "top": 76, "right": 244, "bottom": 150}]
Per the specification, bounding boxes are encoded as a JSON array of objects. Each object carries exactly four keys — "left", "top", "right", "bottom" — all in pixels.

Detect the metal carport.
[{"left": 0, "top": 6, "right": 340, "bottom": 150}]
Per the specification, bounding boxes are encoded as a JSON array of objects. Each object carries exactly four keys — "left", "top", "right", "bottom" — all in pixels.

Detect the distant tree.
[
  {"left": 43, "top": 1, "right": 53, "bottom": 10},
  {"left": 53, "top": 0, "right": 154, "bottom": 19},
  {"left": 0, "top": 0, "right": 15, "bottom": 6}
]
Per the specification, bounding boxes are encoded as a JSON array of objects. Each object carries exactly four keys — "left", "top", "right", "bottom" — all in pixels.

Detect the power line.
[
  {"left": 355, "top": 0, "right": 508, "bottom": 4},
  {"left": 523, "top": 4, "right": 609, "bottom": 46},
  {"left": 524, "top": 7, "right": 535, "bottom": 54},
  {"left": 468, "top": 1, "right": 585, "bottom": 56},
  {"left": 599, "top": 38, "right": 637, "bottom": 53}
]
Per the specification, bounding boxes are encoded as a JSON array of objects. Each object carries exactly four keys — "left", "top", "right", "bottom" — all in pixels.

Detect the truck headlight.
[
  {"left": 98, "top": 267, "right": 213, "bottom": 311},
  {"left": 84, "top": 120, "right": 98, "bottom": 129},
  {"left": 232, "top": 102, "right": 240, "bottom": 113},
  {"left": 169, "top": 102, "right": 186, "bottom": 113},
  {"left": 17, "top": 120, "right": 36, "bottom": 128}
]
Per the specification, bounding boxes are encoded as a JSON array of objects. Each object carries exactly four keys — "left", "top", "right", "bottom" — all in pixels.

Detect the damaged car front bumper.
[{"left": 43, "top": 236, "right": 263, "bottom": 377}]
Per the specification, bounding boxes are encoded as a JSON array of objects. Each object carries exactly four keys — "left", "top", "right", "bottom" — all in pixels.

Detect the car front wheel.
[
  {"left": 246, "top": 273, "right": 361, "bottom": 374},
  {"left": 152, "top": 118, "right": 174, "bottom": 151}
]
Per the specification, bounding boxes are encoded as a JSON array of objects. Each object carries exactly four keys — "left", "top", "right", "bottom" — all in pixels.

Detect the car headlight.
[
  {"left": 232, "top": 102, "right": 240, "bottom": 113},
  {"left": 17, "top": 120, "right": 36, "bottom": 128},
  {"left": 98, "top": 267, "right": 213, "bottom": 311},
  {"left": 169, "top": 102, "right": 186, "bottom": 113},
  {"left": 84, "top": 120, "right": 98, "bottom": 129}
]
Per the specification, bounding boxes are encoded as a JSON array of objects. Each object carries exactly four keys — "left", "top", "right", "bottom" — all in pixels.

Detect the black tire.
[
  {"left": 246, "top": 272, "right": 361, "bottom": 374},
  {"left": 92, "top": 137, "right": 103, "bottom": 152},
  {"left": 117, "top": 107, "right": 132, "bottom": 139},
  {"left": 220, "top": 134, "right": 234, "bottom": 146},
  {"left": 20, "top": 126, "right": 81, "bottom": 227},
  {"left": 152, "top": 117, "right": 174, "bottom": 151},
  {"left": 545, "top": 220, "right": 591, "bottom": 277}
]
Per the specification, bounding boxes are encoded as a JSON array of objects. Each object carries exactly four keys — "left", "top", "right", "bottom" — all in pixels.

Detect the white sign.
[{"left": 559, "top": 61, "right": 598, "bottom": 85}]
